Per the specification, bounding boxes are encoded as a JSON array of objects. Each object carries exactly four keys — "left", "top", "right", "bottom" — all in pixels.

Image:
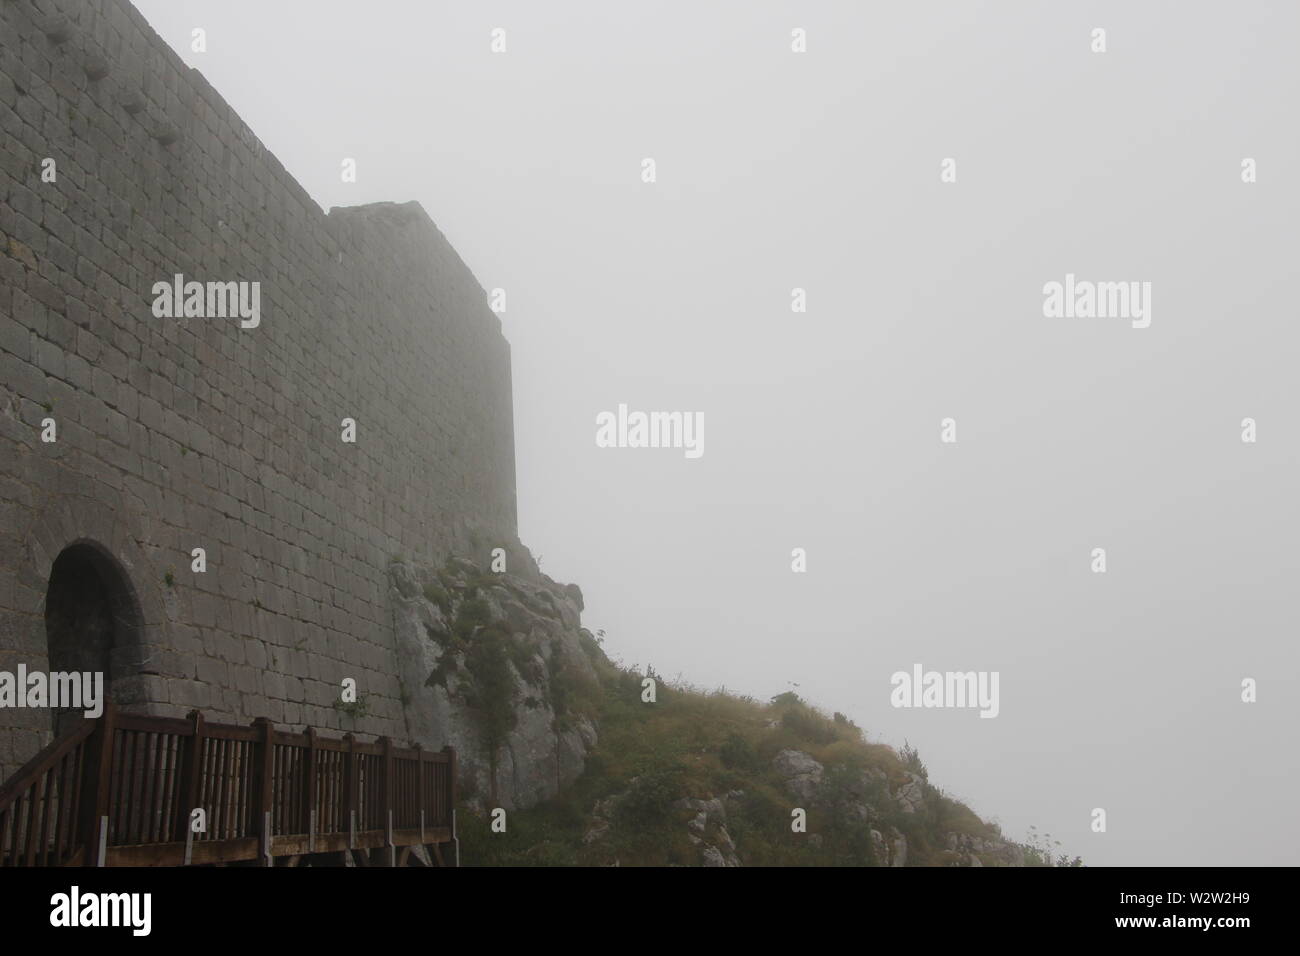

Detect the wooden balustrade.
[{"left": 0, "top": 703, "right": 457, "bottom": 867}]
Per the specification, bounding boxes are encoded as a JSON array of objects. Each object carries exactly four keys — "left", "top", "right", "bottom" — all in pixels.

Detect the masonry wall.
[{"left": 0, "top": 0, "right": 518, "bottom": 779}]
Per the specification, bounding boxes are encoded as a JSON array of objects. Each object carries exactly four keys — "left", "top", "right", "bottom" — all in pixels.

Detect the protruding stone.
[
  {"left": 772, "top": 748, "right": 824, "bottom": 801},
  {"left": 894, "top": 771, "right": 926, "bottom": 814},
  {"left": 151, "top": 121, "right": 179, "bottom": 146},
  {"left": 38, "top": 15, "right": 73, "bottom": 44},
  {"left": 83, "top": 55, "right": 110, "bottom": 81}
]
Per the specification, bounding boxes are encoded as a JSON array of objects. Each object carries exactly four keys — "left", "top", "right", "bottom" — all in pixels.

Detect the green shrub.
[
  {"left": 616, "top": 770, "right": 685, "bottom": 829},
  {"left": 720, "top": 732, "right": 759, "bottom": 771},
  {"left": 899, "top": 741, "right": 929, "bottom": 780},
  {"left": 780, "top": 705, "right": 837, "bottom": 745}
]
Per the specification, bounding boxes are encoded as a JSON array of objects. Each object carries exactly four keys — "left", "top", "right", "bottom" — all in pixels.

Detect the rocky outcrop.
[
  {"left": 867, "top": 827, "right": 912, "bottom": 867},
  {"left": 895, "top": 771, "right": 926, "bottom": 814},
  {"left": 389, "top": 554, "right": 602, "bottom": 810},
  {"left": 582, "top": 784, "right": 744, "bottom": 866},
  {"left": 944, "top": 831, "right": 1025, "bottom": 867},
  {"left": 386, "top": 557, "right": 1032, "bottom": 865},
  {"left": 772, "top": 749, "right": 824, "bottom": 802},
  {"left": 677, "top": 794, "right": 743, "bottom": 867},
  {"left": 772, "top": 748, "right": 907, "bottom": 864},
  {"left": 766, "top": 748, "right": 1029, "bottom": 867}
]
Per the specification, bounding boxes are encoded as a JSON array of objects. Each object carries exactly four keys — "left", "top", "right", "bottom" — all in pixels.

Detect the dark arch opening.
[{"left": 43, "top": 541, "right": 144, "bottom": 734}]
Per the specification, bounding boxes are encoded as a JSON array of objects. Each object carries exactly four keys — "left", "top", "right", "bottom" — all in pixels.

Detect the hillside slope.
[{"left": 389, "top": 551, "right": 1077, "bottom": 867}]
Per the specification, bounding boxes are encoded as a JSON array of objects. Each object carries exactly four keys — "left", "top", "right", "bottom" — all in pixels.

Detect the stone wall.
[{"left": 0, "top": 0, "right": 518, "bottom": 779}]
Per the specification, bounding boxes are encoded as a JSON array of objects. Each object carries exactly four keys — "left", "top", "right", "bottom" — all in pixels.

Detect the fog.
[{"left": 132, "top": 0, "right": 1300, "bottom": 866}]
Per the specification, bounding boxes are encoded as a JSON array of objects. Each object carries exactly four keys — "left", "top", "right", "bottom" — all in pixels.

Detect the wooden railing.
[{"left": 0, "top": 704, "right": 457, "bottom": 867}]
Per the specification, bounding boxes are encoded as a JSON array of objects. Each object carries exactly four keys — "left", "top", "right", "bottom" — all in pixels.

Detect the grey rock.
[
  {"left": 891, "top": 829, "right": 908, "bottom": 867},
  {"left": 701, "top": 847, "right": 728, "bottom": 867},
  {"left": 894, "top": 771, "right": 926, "bottom": 814},
  {"left": 714, "top": 825, "right": 737, "bottom": 854},
  {"left": 388, "top": 558, "right": 600, "bottom": 810},
  {"left": 773, "top": 749, "right": 824, "bottom": 801},
  {"left": 871, "top": 828, "right": 887, "bottom": 864}
]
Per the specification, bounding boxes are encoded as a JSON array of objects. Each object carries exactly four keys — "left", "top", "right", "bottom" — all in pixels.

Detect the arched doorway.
[{"left": 43, "top": 541, "right": 144, "bottom": 734}]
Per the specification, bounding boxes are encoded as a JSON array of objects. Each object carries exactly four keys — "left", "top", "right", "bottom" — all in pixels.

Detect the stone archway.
[
  {"left": 43, "top": 540, "right": 145, "bottom": 733},
  {"left": 0, "top": 486, "right": 167, "bottom": 781}
]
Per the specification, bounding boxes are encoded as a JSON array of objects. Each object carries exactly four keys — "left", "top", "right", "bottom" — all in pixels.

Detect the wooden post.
[
  {"left": 303, "top": 727, "right": 317, "bottom": 850},
  {"left": 252, "top": 718, "right": 274, "bottom": 864},
  {"left": 77, "top": 701, "right": 116, "bottom": 866},
  {"left": 379, "top": 737, "right": 393, "bottom": 865},
  {"left": 342, "top": 733, "right": 356, "bottom": 848},
  {"left": 379, "top": 737, "right": 392, "bottom": 820},
  {"left": 443, "top": 745, "right": 458, "bottom": 867},
  {"left": 24, "top": 770, "right": 46, "bottom": 866},
  {"left": 414, "top": 743, "right": 424, "bottom": 844},
  {"left": 175, "top": 710, "right": 205, "bottom": 844},
  {"left": 442, "top": 745, "right": 457, "bottom": 825}
]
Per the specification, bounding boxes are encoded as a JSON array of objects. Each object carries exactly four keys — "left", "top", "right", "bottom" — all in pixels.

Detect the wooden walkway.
[{"left": 0, "top": 703, "right": 457, "bottom": 867}]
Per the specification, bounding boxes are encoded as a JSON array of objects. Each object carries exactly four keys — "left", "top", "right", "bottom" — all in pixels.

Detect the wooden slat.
[
  {"left": 379, "top": 737, "right": 392, "bottom": 839},
  {"left": 303, "top": 728, "right": 317, "bottom": 841},
  {"left": 342, "top": 733, "right": 356, "bottom": 842},
  {"left": 146, "top": 731, "right": 165, "bottom": 843},
  {"left": 415, "top": 746, "right": 425, "bottom": 834},
  {"left": 36, "top": 765, "right": 55, "bottom": 866},
  {"left": 217, "top": 736, "right": 231, "bottom": 839},
  {"left": 51, "top": 753, "right": 70, "bottom": 864},
  {"left": 22, "top": 775, "right": 43, "bottom": 865},
  {"left": 64, "top": 742, "right": 84, "bottom": 862}
]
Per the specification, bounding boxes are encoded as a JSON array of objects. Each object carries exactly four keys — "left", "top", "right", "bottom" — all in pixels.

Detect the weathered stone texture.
[{"left": 0, "top": 0, "right": 517, "bottom": 779}]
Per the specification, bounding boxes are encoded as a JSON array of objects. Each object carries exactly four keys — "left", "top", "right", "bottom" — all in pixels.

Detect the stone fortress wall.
[{"left": 0, "top": 0, "right": 518, "bottom": 780}]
